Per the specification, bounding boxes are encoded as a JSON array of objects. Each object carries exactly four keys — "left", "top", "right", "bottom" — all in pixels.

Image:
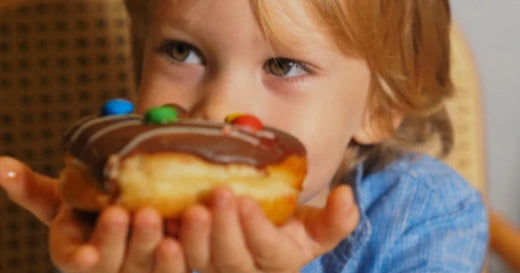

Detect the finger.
[
  {"left": 209, "top": 188, "right": 253, "bottom": 271},
  {"left": 154, "top": 238, "right": 188, "bottom": 273},
  {"left": 299, "top": 185, "right": 359, "bottom": 254},
  {"left": 239, "top": 196, "right": 302, "bottom": 269},
  {"left": 122, "top": 207, "right": 163, "bottom": 273},
  {"left": 90, "top": 206, "right": 130, "bottom": 273},
  {"left": 0, "top": 156, "right": 60, "bottom": 225},
  {"left": 49, "top": 206, "right": 99, "bottom": 273},
  {"left": 180, "top": 204, "right": 211, "bottom": 271}
]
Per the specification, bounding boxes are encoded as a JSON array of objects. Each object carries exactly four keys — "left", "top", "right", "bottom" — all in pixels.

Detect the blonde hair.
[{"left": 124, "top": 0, "right": 453, "bottom": 174}]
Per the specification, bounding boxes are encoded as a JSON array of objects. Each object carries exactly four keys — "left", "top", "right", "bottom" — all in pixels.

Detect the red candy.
[{"left": 231, "top": 114, "right": 263, "bottom": 131}]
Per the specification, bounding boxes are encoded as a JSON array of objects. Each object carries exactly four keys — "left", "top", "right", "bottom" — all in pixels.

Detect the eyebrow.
[{"left": 151, "top": 0, "right": 333, "bottom": 59}]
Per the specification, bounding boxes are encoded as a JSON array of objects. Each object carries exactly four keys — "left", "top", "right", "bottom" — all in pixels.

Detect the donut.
[{"left": 59, "top": 99, "right": 307, "bottom": 224}]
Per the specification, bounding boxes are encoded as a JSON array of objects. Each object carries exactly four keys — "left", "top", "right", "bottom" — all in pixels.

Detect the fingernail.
[
  {"left": 239, "top": 197, "right": 256, "bottom": 216},
  {"left": 188, "top": 216, "right": 204, "bottom": 231},
  {"left": 103, "top": 206, "right": 129, "bottom": 229},
  {"left": 0, "top": 157, "right": 21, "bottom": 186},
  {"left": 215, "top": 195, "right": 230, "bottom": 209},
  {"left": 337, "top": 186, "right": 354, "bottom": 211},
  {"left": 185, "top": 206, "right": 208, "bottom": 231},
  {"left": 213, "top": 188, "right": 233, "bottom": 209},
  {"left": 135, "top": 207, "right": 161, "bottom": 228}
]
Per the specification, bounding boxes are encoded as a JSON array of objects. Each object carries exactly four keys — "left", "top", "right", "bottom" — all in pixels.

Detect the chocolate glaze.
[{"left": 62, "top": 114, "right": 306, "bottom": 189}]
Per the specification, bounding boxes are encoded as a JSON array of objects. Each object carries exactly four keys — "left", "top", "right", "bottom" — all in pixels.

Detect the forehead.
[{"left": 150, "top": 0, "right": 340, "bottom": 53}]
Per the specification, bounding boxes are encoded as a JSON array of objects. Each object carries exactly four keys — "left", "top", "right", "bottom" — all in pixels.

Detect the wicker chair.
[
  {"left": 1, "top": 1, "right": 513, "bottom": 273},
  {"left": 443, "top": 25, "right": 520, "bottom": 273},
  {"left": 0, "top": 1, "right": 135, "bottom": 272}
]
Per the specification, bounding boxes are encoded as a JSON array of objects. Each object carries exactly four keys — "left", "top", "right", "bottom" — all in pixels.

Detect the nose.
[{"left": 189, "top": 71, "right": 255, "bottom": 122}]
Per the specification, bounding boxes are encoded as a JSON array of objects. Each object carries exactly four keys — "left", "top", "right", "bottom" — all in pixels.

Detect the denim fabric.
[{"left": 302, "top": 153, "right": 489, "bottom": 273}]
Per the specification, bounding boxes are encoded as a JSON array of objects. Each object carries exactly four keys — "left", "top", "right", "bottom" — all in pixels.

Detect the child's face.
[{"left": 136, "top": 0, "right": 372, "bottom": 204}]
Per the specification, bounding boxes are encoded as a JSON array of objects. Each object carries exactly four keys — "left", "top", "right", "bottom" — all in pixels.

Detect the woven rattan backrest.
[
  {"left": 441, "top": 26, "right": 487, "bottom": 194},
  {"left": 0, "top": 0, "right": 135, "bottom": 272}
]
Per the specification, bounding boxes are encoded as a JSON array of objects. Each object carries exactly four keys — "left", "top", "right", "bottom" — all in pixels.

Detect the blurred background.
[
  {"left": 0, "top": 1, "right": 136, "bottom": 272},
  {"left": 451, "top": 1, "right": 520, "bottom": 273}
]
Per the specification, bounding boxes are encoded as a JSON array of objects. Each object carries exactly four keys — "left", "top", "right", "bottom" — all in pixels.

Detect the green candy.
[{"left": 144, "top": 106, "right": 179, "bottom": 124}]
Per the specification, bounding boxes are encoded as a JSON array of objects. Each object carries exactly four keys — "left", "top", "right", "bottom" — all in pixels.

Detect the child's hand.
[
  {"left": 0, "top": 156, "right": 61, "bottom": 225},
  {"left": 178, "top": 185, "right": 359, "bottom": 273},
  {"left": 1, "top": 156, "right": 358, "bottom": 273},
  {"left": 0, "top": 157, "right": 188, "bottom": 273},
  {"left": 49, "top": 205, "right": 187, "bottom": 273}
]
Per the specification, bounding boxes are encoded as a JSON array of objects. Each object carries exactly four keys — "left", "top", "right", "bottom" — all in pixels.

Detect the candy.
[
  {"left": 230, "top": 114, "right": 263, "bottom": 131},
  {"left": 224, "top": 113, "right": 243, "bottom": 123},
  {"left": 163, "top": 103, "right": 188, "bottom": 118},
  {"left": 101, "top": 99, "right": 134, "bottom": 116},
  {"left": 144, "top": 106, "right": 179, "bottom": 124}
]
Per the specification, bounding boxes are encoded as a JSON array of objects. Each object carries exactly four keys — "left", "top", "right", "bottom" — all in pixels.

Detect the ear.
[{"left": 353, "top": 110, "right": 403, "bottom": 145}]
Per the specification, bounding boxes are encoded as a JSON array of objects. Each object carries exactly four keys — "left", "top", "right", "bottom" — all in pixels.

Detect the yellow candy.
[{"left": 225, "top": 113, "right": 243, "bottom": 123}]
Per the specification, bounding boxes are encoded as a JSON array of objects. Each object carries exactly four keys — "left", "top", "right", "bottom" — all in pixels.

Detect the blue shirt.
[{"left": 302, "top": 153, "right": 488, "bottom": 273}]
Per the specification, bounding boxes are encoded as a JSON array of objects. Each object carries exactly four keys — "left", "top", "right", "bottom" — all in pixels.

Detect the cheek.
[
  {"left": 136, "top": 66, "right": 200, "bottom": 114},
  {"left": 298, "top": 118, "right": 359, "bottom": 202},
  {"left": 292, "top": 85, "right": 370, "bottom": 200},
  {"left": 297, "top": 129, "right": 352, "bottom": 202},
  {"left": 136, "top": 50, "right": 175, "bottom": 113},
  {"left": 280, "top": 109, "right": 356, "bottom": 201}
]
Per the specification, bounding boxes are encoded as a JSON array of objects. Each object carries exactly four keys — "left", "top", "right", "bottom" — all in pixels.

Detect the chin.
[{"left": 298, "top": 182, "right": 330, "bottom": 207}]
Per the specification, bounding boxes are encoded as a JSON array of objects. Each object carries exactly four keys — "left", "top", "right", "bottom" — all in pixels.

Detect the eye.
[
  {"left": 157, "top": 40, "right": 205, "bottom": 64},
  {"left": 264, "top": 58, "right": 309, "bottom": 77}
]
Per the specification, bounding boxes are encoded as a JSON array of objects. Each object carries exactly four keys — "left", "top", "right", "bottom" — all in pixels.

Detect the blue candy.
[{"left": 101, "top": 99, "right": 134, "bottom": 116}]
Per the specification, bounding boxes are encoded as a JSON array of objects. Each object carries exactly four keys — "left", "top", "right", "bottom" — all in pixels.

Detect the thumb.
[
  {"left": 298, "top": 185, "right": 359, "bottom": 254},
  {"left": 0, "top": 156, "right": 61, "bottom": 225}
]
